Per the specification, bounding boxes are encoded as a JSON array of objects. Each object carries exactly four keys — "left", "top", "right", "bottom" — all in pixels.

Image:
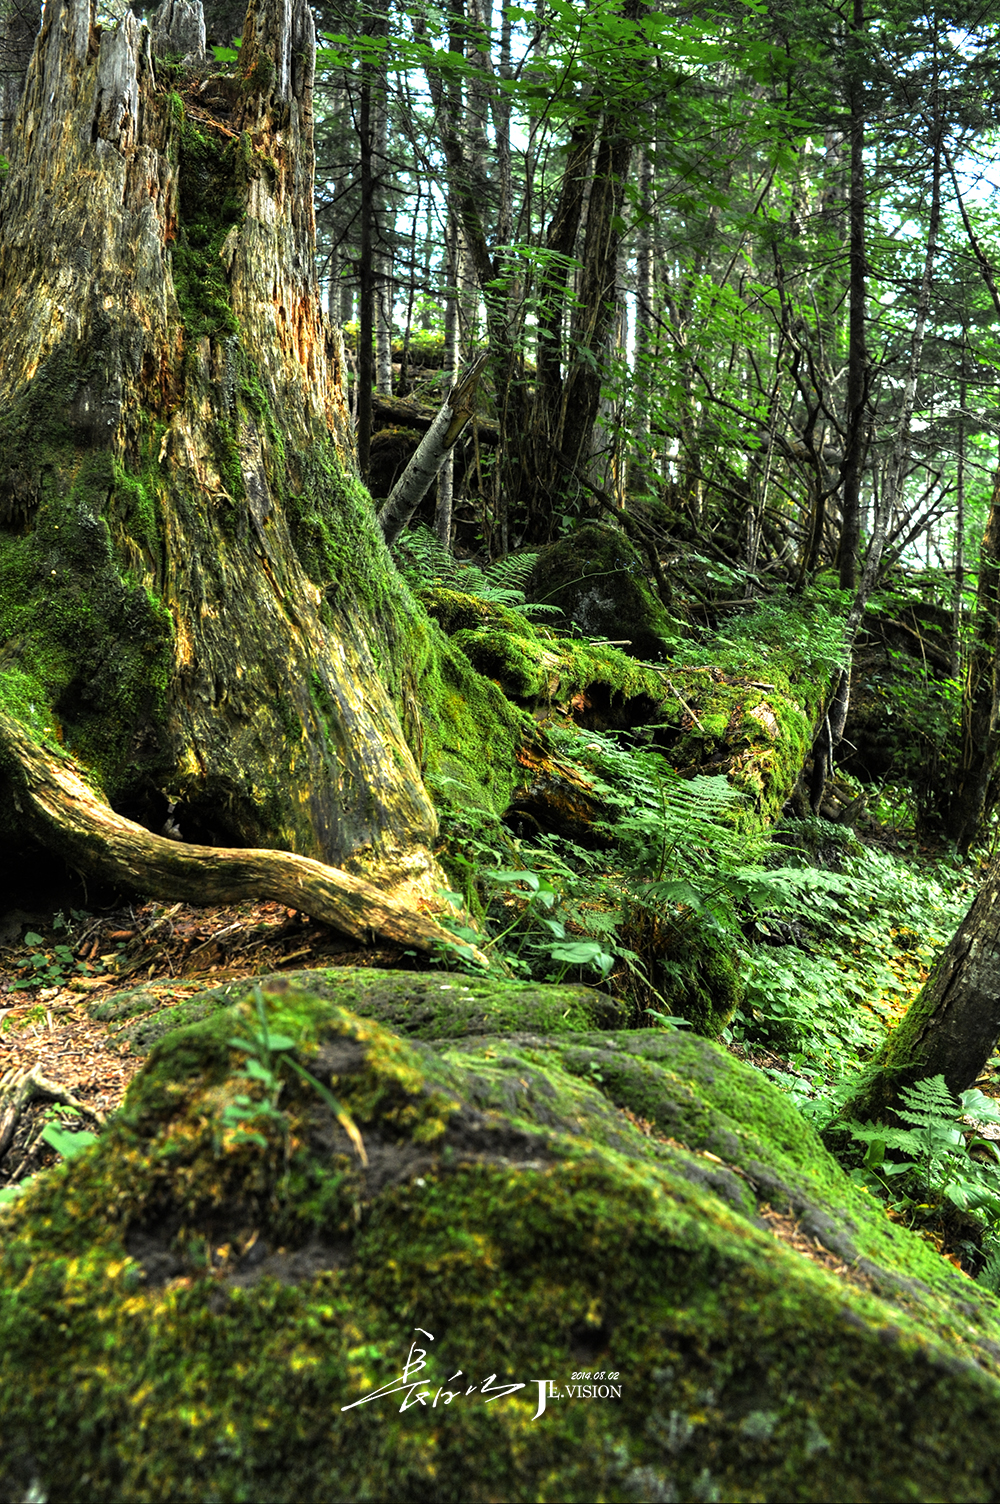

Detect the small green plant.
[
  {"left": 847, "top": 1076, "right": 1000, "bottom": 1224},
  {"left": 0, "top": 1004, "right": 48, "bottom": 1036},
  {"left": 397, "top": 526, "right": 560, "bottom": 620},
  {"left": 647, "top": 1010, "right": 693, "bottom": 1031},
  {"left": 0, "top": 1117, "right": 99, "bottom": 1205},
  {"left": 223, "top": 986, "right": 367, "bottom": 1163},
  {"left": 17, "top": 911, "right": 100, "bottom": 990}
]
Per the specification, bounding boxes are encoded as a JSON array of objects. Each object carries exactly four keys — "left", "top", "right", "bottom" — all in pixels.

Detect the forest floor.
[
  {"left": 0, "top": 887, "right": 813, "bottom": 1185},
  {"left": 0, "top": 895, "right": 408, "bottom": 1188},
  {"left": 0, "top": 837, "right": 994, "bottom": 1277},
  {"left": 0, "top": 887, "right": 893, "bottom": 1294}
]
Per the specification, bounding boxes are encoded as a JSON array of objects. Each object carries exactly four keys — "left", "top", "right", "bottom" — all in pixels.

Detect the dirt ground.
[{"left": 0, "top": 893, "right": 405, "bottom": 1188}]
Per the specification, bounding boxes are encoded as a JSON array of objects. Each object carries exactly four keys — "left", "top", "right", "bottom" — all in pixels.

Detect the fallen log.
[
  {"left": 373, "top": 393, "right": 500, "bottom": 446},
  {"left": 0, "top": 713, "right": 486, "bottom": 966}
]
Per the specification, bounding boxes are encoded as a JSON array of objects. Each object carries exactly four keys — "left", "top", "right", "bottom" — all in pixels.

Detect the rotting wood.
[
  {"left": 0, "top": 713, "right": 487, "bottom": 966},
  {"left": 373, "top": 393, "right": 499, "bottom": 446},
  {"left": 0, "top": 1063, "right": 104, "bottom": 1165}
]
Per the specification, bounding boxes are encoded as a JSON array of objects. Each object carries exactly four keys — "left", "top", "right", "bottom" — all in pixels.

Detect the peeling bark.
[{"left": 0, "top": 0, "right": 440, "bottom": 885}]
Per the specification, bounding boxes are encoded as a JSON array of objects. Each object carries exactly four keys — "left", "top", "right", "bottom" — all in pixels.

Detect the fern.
[
  {"left": 848, "top": 1076, "right": 1000, "bottom": 1218},
  {"left": 979, "top": 1245, "right": 1000, "bottom": 1294},
  {"left": 396, "top": 526, "right": 560, "bottom": 618}
]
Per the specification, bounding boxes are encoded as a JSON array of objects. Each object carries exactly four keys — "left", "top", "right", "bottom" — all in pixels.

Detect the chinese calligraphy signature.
[{"left": 341, "top": 1328, "right": 556, "bottom": 1421}]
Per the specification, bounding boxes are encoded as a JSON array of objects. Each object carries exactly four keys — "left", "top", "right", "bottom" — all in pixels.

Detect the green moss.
[
  {"left": 6, "top": 982, "right": 1000, "bottom": 1501},
  {"left": 112, "top": 459, "right": 160, "bottom": 554},
  {"left": 524, "top": 522, "right": 681, "bottom": 661},
  {"left": 0, "top": 443, "right": 175, "bottom": 795},
  {"left": 171, "top": 124, "right": 243, "bottom": 342},
  {"left": 242, "top": 54, "right": 277, "bottom": 95},
  {"left": 90, "top": 967, "right": 627, "bottom": 1053}
]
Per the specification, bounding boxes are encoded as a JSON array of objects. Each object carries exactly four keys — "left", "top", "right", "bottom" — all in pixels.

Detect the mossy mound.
[
  {"left": 524, "top": 523, "right": 678, "bottom": 662},
  {"left": 419, "top": 585, "right": 669, "bottom": 722},
  {"left": 88, "top": 966, "right": 628, "bottom": 1054},
  {"left": 615, "top": 911, "right": 743, "bottom": 1038},
  {"left": 6, "top": 975, "right": 1000, "bottom": 1501}
]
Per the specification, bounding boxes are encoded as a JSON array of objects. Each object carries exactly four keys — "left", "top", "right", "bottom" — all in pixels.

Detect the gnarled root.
[
  {"left": 0, "top": 713, "right": 486, "bottom": 966},
  {"left": 0, "top": 1063, "right": 104, "bottom": 1166}
]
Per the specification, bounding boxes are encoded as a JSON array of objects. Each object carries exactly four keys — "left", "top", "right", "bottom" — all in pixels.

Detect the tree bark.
[
  {"left": 378, "top": 354, "right": 489, "bottom": 547},
  {"left": 0, "top": 0, "right": 441, "bottom": 889},
  {"left": 835, "top": 849, "right": 1000, "bottom": 1125}
]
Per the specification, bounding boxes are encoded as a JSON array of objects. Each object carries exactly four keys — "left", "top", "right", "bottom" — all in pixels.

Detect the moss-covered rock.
[
  {"left": 89, "top": 966, "right": 628, "bottom": 1054},
  {"left": 524, "top": 522, "right": 679, "bottom": 662},
  {"left": 6, "top": 972, "right": 1000, "bottom": 1502}
]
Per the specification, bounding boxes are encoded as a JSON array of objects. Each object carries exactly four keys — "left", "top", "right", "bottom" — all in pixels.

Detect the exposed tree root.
[
  {"left": 0, "top": 1063, "right": 103, "bottom": 1164},
  {"left": 0, "top": 714, "right": 487, "bottom": 966}
]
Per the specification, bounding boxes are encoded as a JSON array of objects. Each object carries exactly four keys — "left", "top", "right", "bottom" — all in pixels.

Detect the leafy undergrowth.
[{"left": 0, "top": 736, "right": 989, "bottom": 1274}]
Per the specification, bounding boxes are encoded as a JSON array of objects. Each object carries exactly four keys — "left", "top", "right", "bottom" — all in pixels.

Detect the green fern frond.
[
  {"left": 979, "top": 1246, "right": 1000, "bottom": 1293},
  {"left": 396, "top": 527, "right": 558, "bottom": 619},
  {"left": 483, "top": 553, "right": 538, "bottom": 593},
  {"left": 894, "top": 1075, "right": 962, "bottom": 1130}
]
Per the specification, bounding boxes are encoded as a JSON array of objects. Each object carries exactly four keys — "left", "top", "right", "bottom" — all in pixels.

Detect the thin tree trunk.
[
  {"left": 813, "top": 64, "right": 942, "bottom": 811},
  {"left": 379, "top": 354, "right": 489, "bottom": 547},
  {"left": 952, "top": 352, "right": 966, "bottom": 677},
  {"left": 435, "top": 213, "right": 463, "bottom": 548},
  {"left": 374, "top": 69, "right": 394, "bottom": 397},
  {"left": 357, "top": 28, "right": 376, "bottom": 476},
  {"left": 837, "top": 0, "right": 869, "bottom": 592},
  {"left": 633, "top": 148, "right": 654, "bottom": 455}
]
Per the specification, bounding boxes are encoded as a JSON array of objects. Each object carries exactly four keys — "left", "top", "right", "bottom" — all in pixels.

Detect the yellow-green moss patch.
[{"left": 5, "top": 979, "right": 1000, "bottom": 1501}]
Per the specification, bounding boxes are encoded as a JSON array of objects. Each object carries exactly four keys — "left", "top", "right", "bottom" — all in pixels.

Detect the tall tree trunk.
[
  {"left": 0, "top": 0, "right": 440, "bottom": 889},
  {"left": 836, "top": 0, "right": 869, "bottom": 593},
  {"left": 812, "top": 50, "right": 941, "bottom": 812},
  {"left": 434, "top": 212, "right": 463, "bottom": 548},
  {"left": 632, "top": 147, "right": 654, "bottom": 457},
  {"left": 373, "top": 65, "right": 393, "bottom": 398},
  {"left": 356, "top": 27, "right": 376, "bottom": 476}
]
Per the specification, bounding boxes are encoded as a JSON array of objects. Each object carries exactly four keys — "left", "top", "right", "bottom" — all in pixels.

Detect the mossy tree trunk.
[
  {"left": 837, "top": 851, "right": 1000, "bottom": 1124},
  {"left": 0, "top": 0, "right": 451, "bottom": 895}
]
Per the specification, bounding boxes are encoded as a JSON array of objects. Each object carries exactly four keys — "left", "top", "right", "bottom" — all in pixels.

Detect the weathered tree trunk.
[
  {"left": 0, "top": 0, "right": 443, "bottom": 892},
  {"left": 835, "top": 849, "right": 1000, "bottom": 1125},
  {"left": 0, "top": 710, "right": 483, "bottom": 958}
]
